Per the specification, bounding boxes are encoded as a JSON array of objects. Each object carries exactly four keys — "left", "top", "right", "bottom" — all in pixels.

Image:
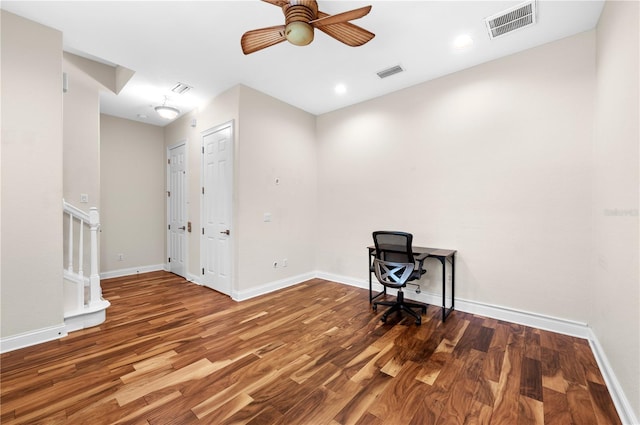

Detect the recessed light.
[
  {"left": 453, "top": 34, "right": 474, "bottom": 50},
  {"left": 335, "top": 83, "right": 347, "bottom": 95}
]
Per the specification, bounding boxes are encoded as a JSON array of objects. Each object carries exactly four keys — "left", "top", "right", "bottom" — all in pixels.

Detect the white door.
[
  {"left": 167, "top": 142, "right": 187, "bottom": 278},
  {"left": 201, "top": 122, "right": 233, "bottom": 295}
]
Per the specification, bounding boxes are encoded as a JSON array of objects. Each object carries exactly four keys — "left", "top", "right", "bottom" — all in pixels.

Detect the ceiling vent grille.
[
  {"left": 485, "top": 1, "right": 537, "bottom": 40},
  {"left": 171, "top": 82, "right": 192, "bottom": 95},
  {"left": 377, "top": 65, "right": 404, "bottom": 79}
]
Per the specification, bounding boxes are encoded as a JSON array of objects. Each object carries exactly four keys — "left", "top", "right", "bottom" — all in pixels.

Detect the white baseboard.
[
  {"left": 454, "top": 298, "right": 591, "bottom": 339},
  {"left": 64, "top": 299, "right": 111, "bottom": 333},
  {"left": 317, "top": 270, "right": 638, "bottom": 424},
  {"left": 0, "top": 324, "right": 67, "bottom": 354},
  {"left": 186, "top": 273, "right": 202, "bottom": 285},
  {"left": 100, "top": 264, "right": 166, "bottom": 279},
  {"left": 232, "top": 272, "right": 316, "bottom": 301},
  {"left": 588, "top": 332, "right": 640, "bottom": 425},
  {"left": 316, "top": 271, "right": 590, "bottom": 337}
]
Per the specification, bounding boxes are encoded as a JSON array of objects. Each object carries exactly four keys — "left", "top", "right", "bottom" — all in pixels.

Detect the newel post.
[{"left": 88, "top": 207, "right": 101, "bottom": 307}]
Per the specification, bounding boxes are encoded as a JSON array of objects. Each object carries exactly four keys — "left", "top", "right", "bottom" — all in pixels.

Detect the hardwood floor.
[{"left": 1, "top": 271, "right": 621, "bottom": 424}]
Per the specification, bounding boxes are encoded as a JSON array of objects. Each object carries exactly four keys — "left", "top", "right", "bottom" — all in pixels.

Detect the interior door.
[
  {"left": 167, "top": 142, "right": 187, "bottom": 278},
  {"left": 201, "top": 122, "right": 233, "bottom": 295}
]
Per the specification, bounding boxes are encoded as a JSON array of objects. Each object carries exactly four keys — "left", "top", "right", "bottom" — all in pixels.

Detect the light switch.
[
  {"left": 263, "top": 213, "right": 272, "bottom": 222},
  {"left": 80, "top": 194, "right": 89, "bottom": 203}
]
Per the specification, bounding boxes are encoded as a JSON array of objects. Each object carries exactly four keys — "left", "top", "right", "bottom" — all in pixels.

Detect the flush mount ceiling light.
[{"left": 154, "top": 97, "right": 180, "bottom": 120}]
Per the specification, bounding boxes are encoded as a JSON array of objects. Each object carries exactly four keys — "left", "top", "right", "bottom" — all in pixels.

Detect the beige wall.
[
  {"left": 593, "top": 0, "right": 639, "bottom": 420},
  {"left": 164, "top": 85, "right": 317, "bottom": 296},
  {"left": 235, "top": 85, "right": 317, "bottom": 293},
  {"left": 317, "top": 31, "right": 596, "bottom": 321},
  {"left": 1, "top": 11, "right": 64, "bottom": 338},
  {"left": 100, "top": 115, "right": 165, "bottom": 274},
  {"left": 63, "top": 54, "right": 102, "bottom": 210}
]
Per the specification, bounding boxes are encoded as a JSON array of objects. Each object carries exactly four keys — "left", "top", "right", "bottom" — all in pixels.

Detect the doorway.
[
  {"left": 167, "top": 142, "right": 187, "bottom": 278},
  {"left": 201, "top": 122, "right": 233, "bottom": 295}
]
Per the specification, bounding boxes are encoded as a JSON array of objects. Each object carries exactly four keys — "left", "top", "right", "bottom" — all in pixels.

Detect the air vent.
[
  {"left": 171, "top": 82, "right": 192, "bottom": 95},
  {"left": 485, "top": 1, "right": 536, "bottom": 40},
  {"left": 377, "top": 65, "right": 404, "bottom": 79}
]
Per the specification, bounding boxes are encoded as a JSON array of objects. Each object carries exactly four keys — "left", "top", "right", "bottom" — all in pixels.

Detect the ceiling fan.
[{"left": 241, "top": 0, "right": 375, "bottom": 55}]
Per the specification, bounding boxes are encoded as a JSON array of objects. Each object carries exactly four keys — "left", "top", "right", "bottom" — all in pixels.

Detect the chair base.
[{"left": 372, "top": 290, "right": 427, "bottom": 325}]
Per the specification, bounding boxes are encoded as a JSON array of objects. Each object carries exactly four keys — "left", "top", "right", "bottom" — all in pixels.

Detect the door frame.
[
  {"left": 200, "top": 120, "right": 235, "bottom": 295},
  {"left": 166, "top": 140, "right": 188, "bottom": 278}
]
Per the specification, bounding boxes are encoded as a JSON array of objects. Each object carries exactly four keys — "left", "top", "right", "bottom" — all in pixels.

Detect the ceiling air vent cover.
[
  {"left": 377, "top": 65, "right": 404, "bottom": 79},
  {"left": 485, "top": 1, "right": 537, "bottom": 40}
]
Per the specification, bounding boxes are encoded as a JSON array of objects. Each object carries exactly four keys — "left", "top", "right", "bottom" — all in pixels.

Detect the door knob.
[{"left": 220, "top": 229, "right": 230, "bottom": 235}]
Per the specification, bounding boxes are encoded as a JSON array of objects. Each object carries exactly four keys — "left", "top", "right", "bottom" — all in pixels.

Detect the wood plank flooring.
[{"left": 1, "top": 271, "right": 622, "bottom": 424}]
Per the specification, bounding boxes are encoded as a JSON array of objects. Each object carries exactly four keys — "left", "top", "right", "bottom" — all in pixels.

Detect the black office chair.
[{"left": 371, "top": 231, "right": 427, "bottom": 325}]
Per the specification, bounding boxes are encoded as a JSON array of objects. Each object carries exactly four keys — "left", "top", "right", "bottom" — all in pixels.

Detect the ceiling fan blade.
[
  {"left": 315, "top": 12, "right": 375, "bottom": 47},
  {"left": 261, "top": 0, "right": 289, "bottom": 7},
  {"left": 241, "top": 25, "right": 287, "bottom": 55},
  {"left": 310, "top": 5, "right": 371, "bottom": 28}
]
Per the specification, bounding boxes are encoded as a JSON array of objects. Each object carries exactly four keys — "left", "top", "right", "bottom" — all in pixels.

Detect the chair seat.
[{"left": 371, "top": 257, "right": 427, "bottom": 325}]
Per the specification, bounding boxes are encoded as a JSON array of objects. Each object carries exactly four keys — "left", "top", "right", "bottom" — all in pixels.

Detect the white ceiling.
[{"left": 2, "top": 1, "right": 604, "bottom": 127}]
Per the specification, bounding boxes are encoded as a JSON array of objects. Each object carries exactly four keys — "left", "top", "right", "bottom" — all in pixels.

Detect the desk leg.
[
  {"left": 369, "top": 253, "right": 373, "bottom": 303},
  {"left": 440, "top": 257, "right": 446, "bottom": 321},
  {"left": 440, "top": 254, "right": 455, "bottom": 322},
  {"left": 451, "top": 254, "right": 455, "bottom": 315}
]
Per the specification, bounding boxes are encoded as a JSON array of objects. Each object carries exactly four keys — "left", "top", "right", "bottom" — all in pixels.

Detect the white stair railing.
[{"left": 62, "top": 199, "right": 103, "bottom": 310}]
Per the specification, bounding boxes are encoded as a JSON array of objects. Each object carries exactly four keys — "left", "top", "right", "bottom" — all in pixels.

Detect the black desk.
[{"left": 367, "top": 245, "right": 457, "bottom": 322}]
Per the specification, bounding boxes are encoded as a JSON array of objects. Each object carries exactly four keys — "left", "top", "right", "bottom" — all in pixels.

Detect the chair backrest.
[
  {"left": 372, "top": 231, "right": 414, "bottom": 263},
  {"left": 373, "top": 259, "right": 415, "bottom": 288}
]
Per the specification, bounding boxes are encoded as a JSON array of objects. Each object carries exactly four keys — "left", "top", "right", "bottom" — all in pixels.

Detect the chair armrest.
[{"left": 413, "top": 253, "right": 428, "bottom": 276}]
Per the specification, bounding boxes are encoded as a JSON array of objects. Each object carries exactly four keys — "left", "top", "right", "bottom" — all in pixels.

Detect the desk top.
[{"left": 367, "top": 245, "right": 456, "bottom": 258}]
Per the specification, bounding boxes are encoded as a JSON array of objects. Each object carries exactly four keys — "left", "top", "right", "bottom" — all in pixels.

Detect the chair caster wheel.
[
  {"left": 415, "top": 320, "right": 421, "bottom": 326},
  {"left": 381, "top": 316, "right": 387, "bottom": 323}
]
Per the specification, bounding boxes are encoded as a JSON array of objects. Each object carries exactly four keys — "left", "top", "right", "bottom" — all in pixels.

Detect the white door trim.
[{"left": 166, "top": 140, "right": 188, "bottom": 278}]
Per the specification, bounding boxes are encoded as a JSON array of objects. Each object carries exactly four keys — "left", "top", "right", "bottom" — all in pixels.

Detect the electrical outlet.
[{"left": 117, "top": 253, "right": 124, "bottom": 261}]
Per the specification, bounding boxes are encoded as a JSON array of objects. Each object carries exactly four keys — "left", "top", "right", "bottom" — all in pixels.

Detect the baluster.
[
  {"left": 67, "top": 213, "right": 74, "bottom": 273},
  {"left": 78, "top": 219, "right": 84, "bottom": 278},
  {"left": 88, "top": 208, "right": 101, "bottom": 307}
]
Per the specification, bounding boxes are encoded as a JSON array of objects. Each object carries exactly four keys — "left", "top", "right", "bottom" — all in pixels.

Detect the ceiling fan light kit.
[
  {"left": 286, "top": 21, "right": 314, "bottom": 46},
  {"left": 241, "top": 0, "right": 374, "bottom": 55}
]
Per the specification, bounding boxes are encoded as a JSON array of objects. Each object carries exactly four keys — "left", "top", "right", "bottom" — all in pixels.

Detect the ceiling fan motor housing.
[{"left": 283, "top": 1, "right": 318, "bottom": 46}]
